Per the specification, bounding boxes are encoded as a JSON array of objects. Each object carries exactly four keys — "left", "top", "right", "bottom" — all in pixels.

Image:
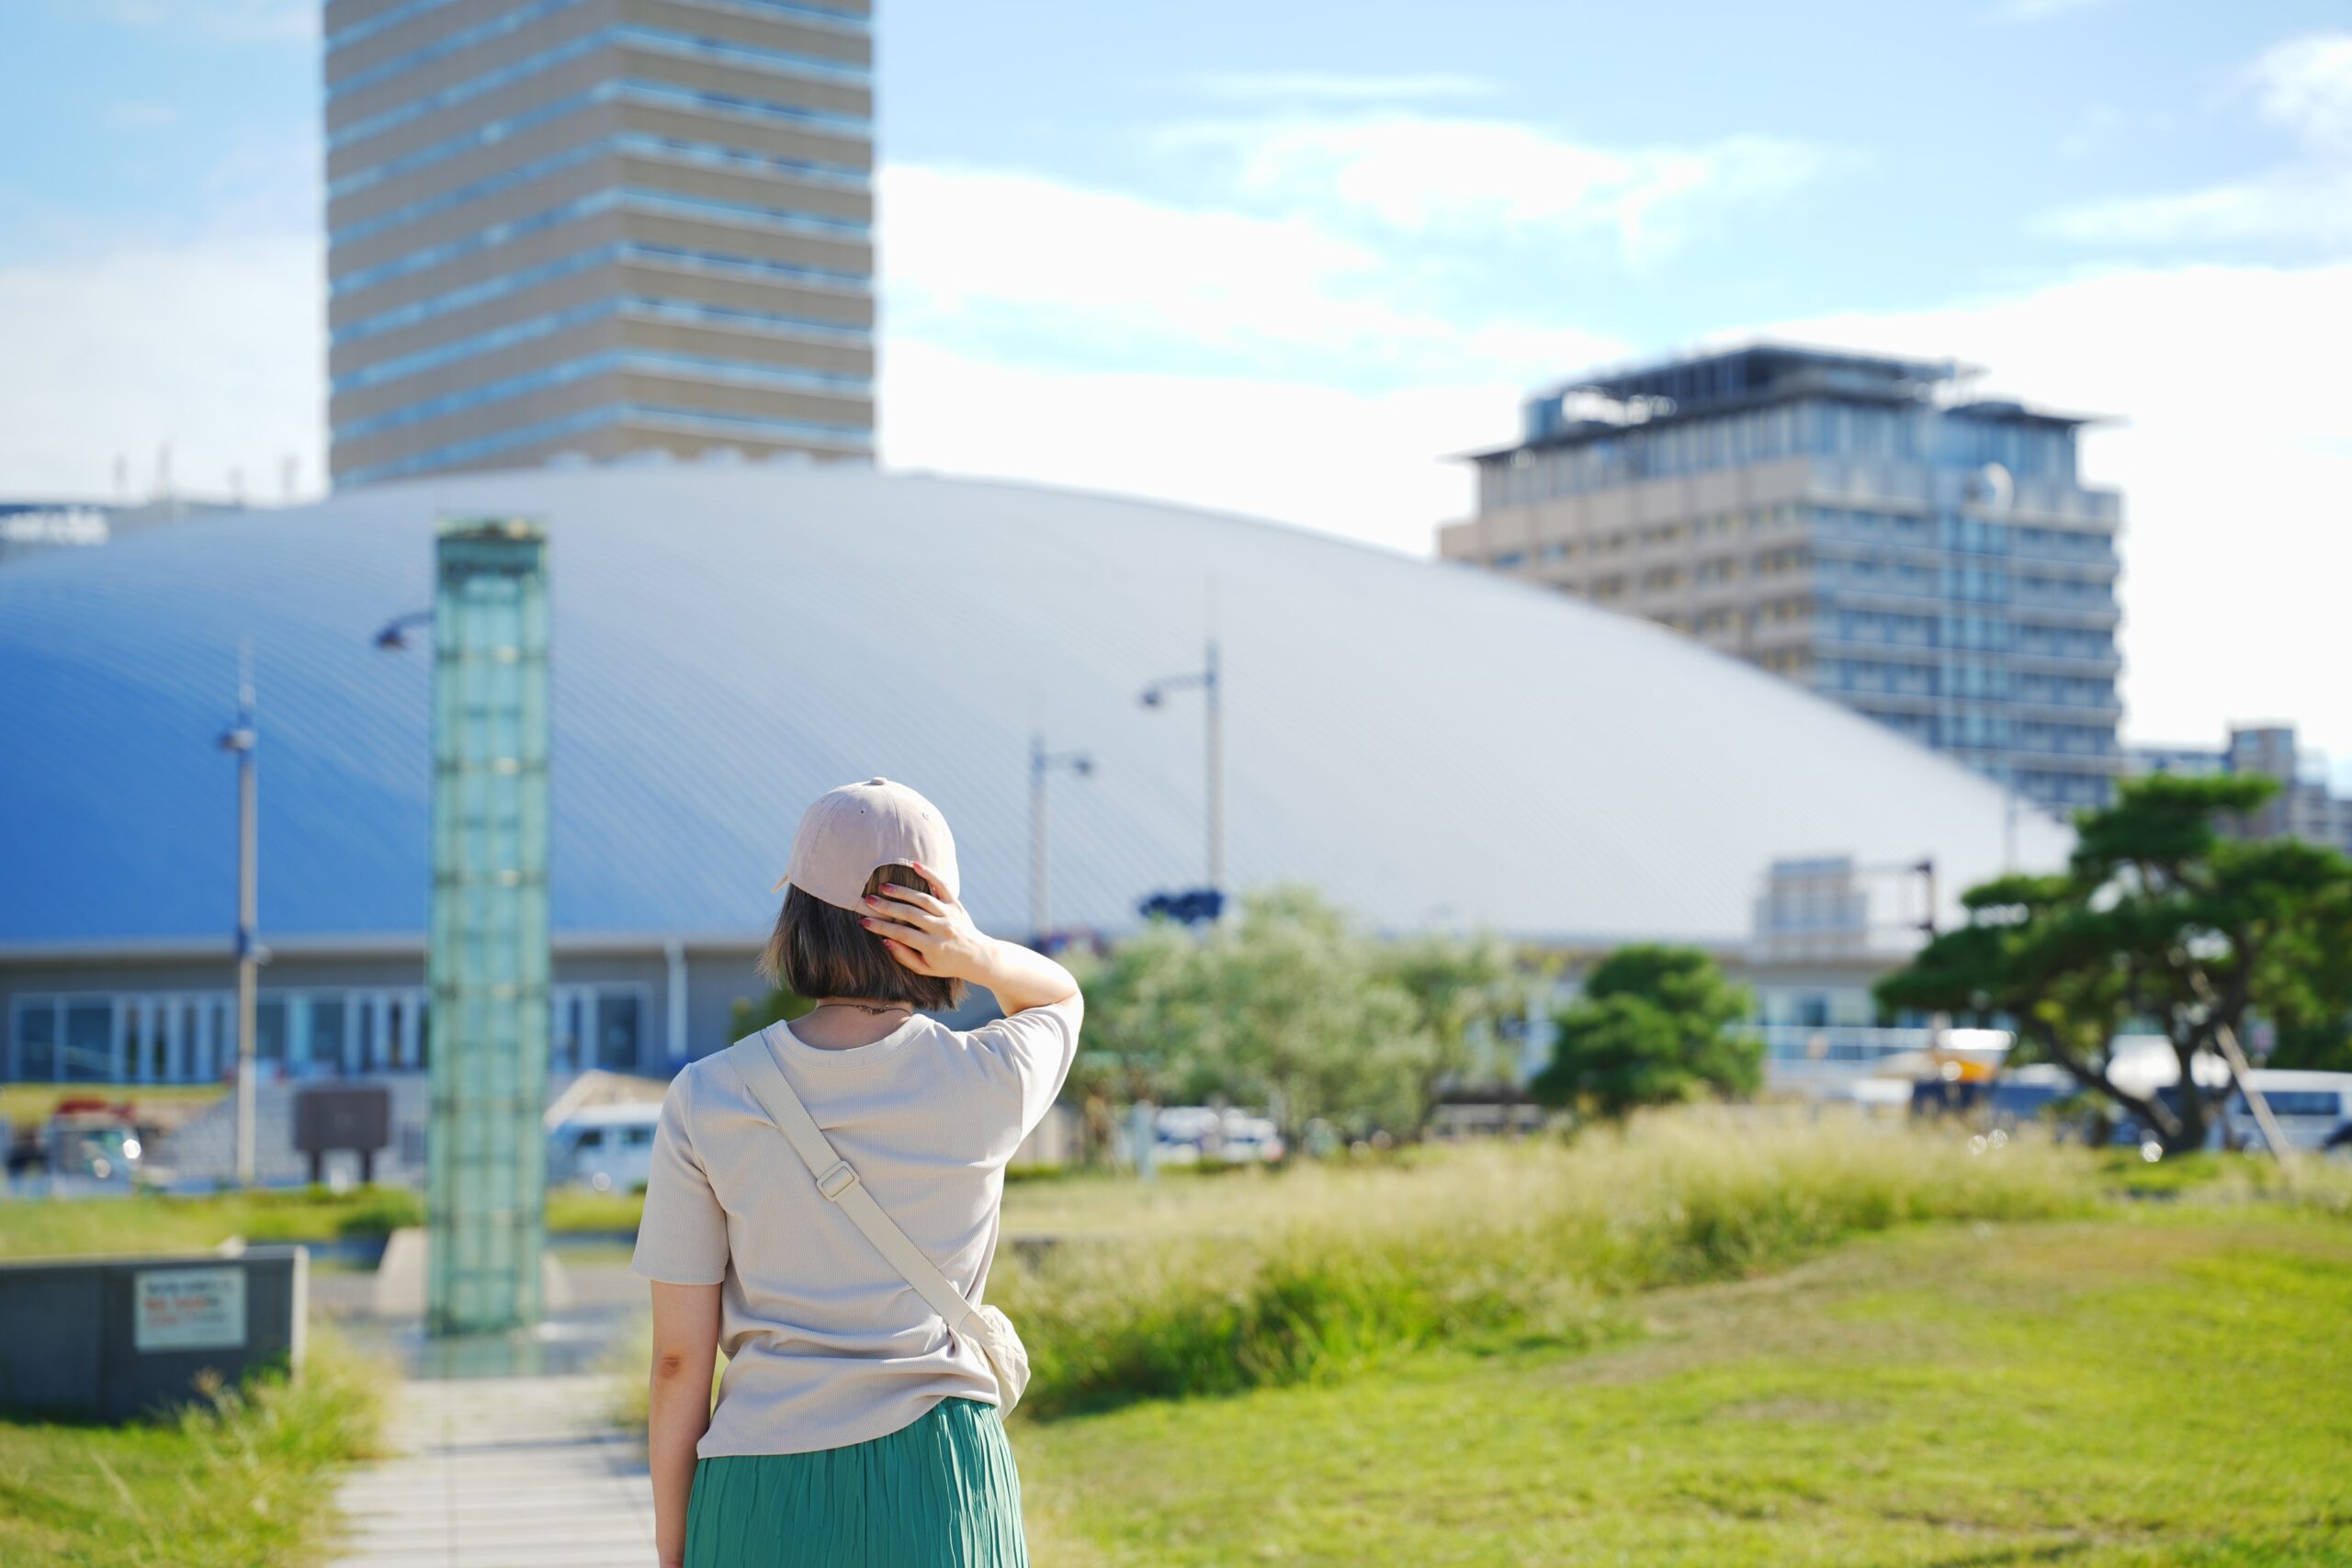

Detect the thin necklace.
[{"left": 810, "top": 1000, "right": 910, "bottom": 1018}]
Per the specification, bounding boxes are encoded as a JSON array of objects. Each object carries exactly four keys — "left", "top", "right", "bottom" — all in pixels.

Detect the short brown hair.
[{"left": 755, "top": 863, "right": 964, "bottom": 1010}]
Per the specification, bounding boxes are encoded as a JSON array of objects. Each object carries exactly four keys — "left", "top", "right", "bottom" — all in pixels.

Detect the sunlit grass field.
[
  {"left": 593, "top": 1114, "right": 2352, "bottom": 1562},
  {"left": 1019, "top": 1211, "right": 2352, "bottom": 1566},
  {"left": 0, "top": 1183, "right": 650, "bottom": 1259},
  {"left": 989, "top": 1111, "right": 2096, "bottom": 1412},
  {"left": 0, "top": 1329, "right": 385, "bottom": 1568}
]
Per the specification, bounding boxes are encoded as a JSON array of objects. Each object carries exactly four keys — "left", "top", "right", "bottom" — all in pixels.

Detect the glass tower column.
[{"left": 425, "top": 515, "right": 551, "bottom": 1337}]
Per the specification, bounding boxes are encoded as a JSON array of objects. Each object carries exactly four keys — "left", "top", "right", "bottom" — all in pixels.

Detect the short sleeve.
[
  {"left": 965, "top": 989, "right": 1084, "bottom": 1139},
  {"left": 628, "top": 1071, "right": 731, "bottom": 1285}
]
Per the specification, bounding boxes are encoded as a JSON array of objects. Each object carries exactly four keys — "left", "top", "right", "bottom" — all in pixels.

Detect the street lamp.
[
  {"left": 1030, "top": 735, "right": 1094, "bottom": 946},
  {"left": 214, "top": 644, "right": 262, "bottom": 1186},
  {"left": 1139, "top": 637, "right": 1224, "bottom": 907}
]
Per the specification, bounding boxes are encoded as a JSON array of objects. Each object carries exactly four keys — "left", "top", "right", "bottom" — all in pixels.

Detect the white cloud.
[
  {"left": 1777, "top": 264, "right": 2352, "bottom": 762},
  {"left": 2041, "top": 174, "right": 2352, "bottom": 246},
  {"left": 2040, "top": 31, "right": 2352, "bottom": 247},
  {"left": 876, "top": 158, "right": 1619, "bottom": 554},
  {"left": 2248, "top": 32, "right": 2352, "bottom": 151},
  {"left": 1160, "top": 114, "right": 1837, "bottom": 266},
  {"left": 879, "top": 162, "right": 1620, "bottom": 388},
  {"left": 0, "top": 231, "right": 324, "bottom": 502},
  {"left": 880, "top": 342, "right": 1519, "bottom": 557},
  {"left": 1186, "top": 72, "right": 1498, "bottom": 103}
]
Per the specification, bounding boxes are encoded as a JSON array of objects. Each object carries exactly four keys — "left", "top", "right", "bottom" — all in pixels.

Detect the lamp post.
[
  {"left": 1140, "top": 637, "right": 1223, "bottom": 905},
  {"left": 215, "top": 646, "right": 261, "bottom": 1187},
  {"left": 1029, "top": 735, "right": 1094, "bottom": 945}
]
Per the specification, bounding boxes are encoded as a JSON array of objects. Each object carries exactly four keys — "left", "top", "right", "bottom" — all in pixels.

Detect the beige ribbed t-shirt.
[{"left": 628, "top": 991, "right": 1081, "bottom": 1457}]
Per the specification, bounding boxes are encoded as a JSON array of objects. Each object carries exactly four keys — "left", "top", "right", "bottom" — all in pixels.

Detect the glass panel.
[
  {"left": 595, "top": 995, "right": 640, "bottom": 1072},
  {"left": 256, "top": 998, "right": 288, "bottom": 1062},
  {"left": 16, "top": 1002, "right": 58, "bottom": 1082},
  {"left": 63, "top": 1003, "right": 112, "bottom": 1083},
  {"left": 311, "top": 997, "right": 348, "bottom": 1073},
  {"left": 142, "top": 1006, "right": 168, "bottom": 1081}
]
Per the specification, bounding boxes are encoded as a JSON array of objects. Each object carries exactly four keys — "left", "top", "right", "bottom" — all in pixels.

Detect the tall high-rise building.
[
  {"left": 1438, "top": 344, "right": 2124, "bottom": 814},
  {"left": 324, "top": 0, "right": 875, "bottom": 488}
]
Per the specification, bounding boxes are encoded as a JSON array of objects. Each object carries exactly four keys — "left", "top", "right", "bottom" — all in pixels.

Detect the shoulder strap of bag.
[{"left": 725, "top": 1031, "right": 977, "bottom": 1332}]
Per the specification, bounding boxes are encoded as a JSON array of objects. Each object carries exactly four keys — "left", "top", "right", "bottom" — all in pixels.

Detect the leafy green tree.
[
  {"left": 1065, "top": 919, "right": 1209, "bottom": 1164},
  {"left": 1875, "top": 774, "right": 2352, "bottom": 1153},
  {"left": 1207, "top": 888, "right": 1437, "bottom": 1144},
  {"left": 1372, "top": 930, "right": 1519, "bottom": 1119},
  {"left": 1532, "top": 945, "right": 1761, "bottom": 1118},
  {"left": 1076, "top": 887, "right": 1446, "bottom": 1148}
]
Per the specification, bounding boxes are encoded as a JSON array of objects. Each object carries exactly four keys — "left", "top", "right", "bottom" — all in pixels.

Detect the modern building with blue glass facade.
[
  {"left": 325, "top": 0, "right": 874, "bottom": 487},
  {"left": 1440, "top": 344, "right": 2125, "bottom": 814}
]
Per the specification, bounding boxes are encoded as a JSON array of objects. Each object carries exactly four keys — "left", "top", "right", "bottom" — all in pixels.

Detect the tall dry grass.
[{"left": 991, "top": 1109, "right": 2095, "bottom": 1414}]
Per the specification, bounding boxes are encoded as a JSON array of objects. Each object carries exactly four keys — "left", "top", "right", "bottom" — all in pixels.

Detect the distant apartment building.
[
  {"left": 324, "top": 0, "right": 875, "bottom": 488},
  {"left": 2131, "top": 723, "right": 2352, "bottom": 856},
  {"left": 1438, "top": 344, "right": 2125, "bottom": 814}
]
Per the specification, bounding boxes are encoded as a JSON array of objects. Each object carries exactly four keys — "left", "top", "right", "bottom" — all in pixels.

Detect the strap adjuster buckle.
[{"left": 816, "top": 1160, "right": 860, "bottom": 1201}]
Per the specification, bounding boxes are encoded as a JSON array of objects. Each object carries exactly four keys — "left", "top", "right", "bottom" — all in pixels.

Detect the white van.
[
  {"left": 2221, "top": 1070, "right": 2352, "bottom": 1155},
  {"left": 549, "top": 1102, "right": 662, "bottom": 1192}
]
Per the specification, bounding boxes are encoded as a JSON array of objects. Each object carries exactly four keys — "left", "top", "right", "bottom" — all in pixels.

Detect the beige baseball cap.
[{"left": 772, "top": 778, "right": 961, "bottom": 912}]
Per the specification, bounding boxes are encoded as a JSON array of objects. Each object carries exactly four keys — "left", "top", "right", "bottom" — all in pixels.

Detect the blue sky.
[{"left": 3, "top": 0, "right": 2348, "bottom": 768}]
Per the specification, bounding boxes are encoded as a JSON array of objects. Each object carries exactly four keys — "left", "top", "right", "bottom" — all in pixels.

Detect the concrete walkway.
[{"left": 331, "top": 1374, "right": 657, "bottom": 1567}]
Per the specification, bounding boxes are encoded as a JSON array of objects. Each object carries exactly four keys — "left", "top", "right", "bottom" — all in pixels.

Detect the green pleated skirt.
[{"left": 684, "top": 1397, "right": 1028, "bottom": 1567}]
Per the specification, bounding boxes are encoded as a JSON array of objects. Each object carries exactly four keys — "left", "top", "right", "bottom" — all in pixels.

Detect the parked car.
[
  {"left": 1153, "top": 1105, "right": 1285, "bottom": 1165},
  {"left": 548, "top": 1102, "right": 662, "bottom": 1192}
]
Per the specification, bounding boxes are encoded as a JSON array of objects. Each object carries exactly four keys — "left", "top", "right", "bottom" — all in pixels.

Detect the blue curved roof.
[{"left": 0, "top": 463, "right": 2070, "bottom": 950}]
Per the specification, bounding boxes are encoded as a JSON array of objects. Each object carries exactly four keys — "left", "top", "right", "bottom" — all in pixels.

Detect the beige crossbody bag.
[{"left": 727, "top": 1031, "right": 1033, "bottom": 1413}]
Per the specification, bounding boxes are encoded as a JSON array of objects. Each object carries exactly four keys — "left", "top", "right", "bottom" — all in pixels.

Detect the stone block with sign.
[{"left": 0, "top": 1246, "right": 305, "bottom": 1422}]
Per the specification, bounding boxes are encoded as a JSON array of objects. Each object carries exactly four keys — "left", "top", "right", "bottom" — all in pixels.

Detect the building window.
[
  {"left": 311, "top": 997, "right": 348, "bottom": 1073},
  {"left": 595, "top": 994, "right": 642, "bottom": 1072},
  {"left": 62, "top": 1002, "right": 112, "bottom": 1083},
  {"left": 14, "top": 1000, "right": 58, "bottom": 1081}
]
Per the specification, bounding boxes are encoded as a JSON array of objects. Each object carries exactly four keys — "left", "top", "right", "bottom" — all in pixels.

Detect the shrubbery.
[{"left": 990, "top": 1110, "right": 2092, "bottom": 1415}]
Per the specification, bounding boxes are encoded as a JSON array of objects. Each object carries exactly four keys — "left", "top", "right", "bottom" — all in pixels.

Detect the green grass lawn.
[
  {"left": 1015, "top": 1213, "right": 2352, "bottom": 1567},
  {"left": 0, "top": 1184, "right": 654, "bottom": 1260},
  {"left": 0, "top": 1333, "right": 384, "bottom": 1568}
]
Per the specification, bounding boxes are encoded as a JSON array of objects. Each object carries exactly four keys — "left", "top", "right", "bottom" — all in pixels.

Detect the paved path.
[{"left": 332, "top": 1375, "right": 657, "bottom": 1568}]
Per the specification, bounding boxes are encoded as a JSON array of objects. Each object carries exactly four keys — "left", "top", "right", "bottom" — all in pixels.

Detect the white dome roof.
[{"left": 0, "top": 463, "right": 2069, "bottom": 948}]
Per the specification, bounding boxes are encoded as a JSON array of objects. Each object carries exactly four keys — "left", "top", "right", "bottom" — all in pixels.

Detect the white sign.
[{"left": 134, "top": 1267, "right": 247, "bottom": 1352}]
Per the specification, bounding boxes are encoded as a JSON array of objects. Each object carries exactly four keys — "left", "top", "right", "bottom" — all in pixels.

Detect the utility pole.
[
  {"left": 1204, "top": 637, "right": 1224, "bottom": 898},
  {"left": 217, "top": 645, "right": 260, "bottom": 1186},
  {"left": 1140, "top": 634, "right": 1225, "bottom": 908},
  {"left": 1029, "top": 735, "right": 1094, "bottom": 944}
]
